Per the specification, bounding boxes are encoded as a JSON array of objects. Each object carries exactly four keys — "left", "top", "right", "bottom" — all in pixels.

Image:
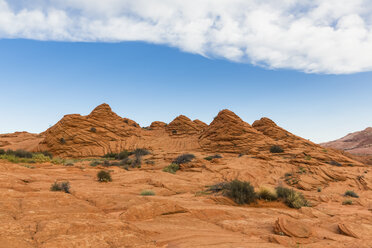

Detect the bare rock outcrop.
[
  {"left": 199, "top": 109, "right": 273, "bottom": 154},
  {"left": 274, "top": 216, "right": 313, "bottom": 238}
]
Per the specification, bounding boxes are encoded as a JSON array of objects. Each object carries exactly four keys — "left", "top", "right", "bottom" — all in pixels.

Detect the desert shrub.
[
  {"left": 329, "top": 160, "right": 342, "bottom": 167},
  {"left": 21, "top": 164, "right": 35, "bottom": 169},
  {"left": 59, "top": 138, "right": 66, "bottom": 144},
  {"left": 134, "top": 148, "right": 150, "bottom": 157},
  {"left": 102, "top": 160, "right": 111, "bottom": 167},
  {"left": 120, "top": 158, "right": 132, "bottom": 166},
  {"left": 317, "top": 187, "right": 322, "bottom": 192},
  {"left": 276, "top": 186, "right": 293, "bottom": 198},
  {"left": 257, "top": 186, "right": 277, "bottom": 201},
  {"left": 117, "top": 150, "right": 132, "bottom": 160},
  {"left": 204, "top": 154, "right": 222, "bottom": 161},
  {"left": 342, "top": 199, "right": 353, "bottom": 205},
  {"left": 284, "top": 173, "right": 292, "bottom": 177},
  {"left": 163, "top": 163, "right": 180, "bottom": 174},
  {"left": 223, "top": 180, "right": 256, "bottom": 205},
  {"left": 207, "top": 182, "right": 228, "bottom": 193},
  {"left": 0, "top": 149, "right": 5, "bottom": 155},
  {"left": 90, "top": 127, "right": 96, "bottom": 132},
  {"left": 344, "top": 190, "right": 359, "bottom": 198},
  {"left": 270, "top": 145, "right": 284, "bottom": 153},
  {"left": 304, "top": 155, "right": 312, "bottom": 160},
  {"left": 145, "top": 160, "right": 155, "bottom": 165},
  {"left": 13, "top": 149, "right": 33, "bottom": 158},
  {"left": 131, "top": 156, "right": 142, "bottom": 168},
  {"left": 173, "top": 154, "right": 195, "bottom": 164},
  {"left": 41, "top": 151, "right": 53, "bottom": 158},
  {"left": 102, "top": 153, "right": 117, "bottom": 159},
  {"left": 97, "top": 170, "right": 112, "bottom": 182},
  {"left": 50, "top": 181, "right": 70, "bottom": 193},
  {"left": 140, "top": 190, "right": 155, "bottom": 196},
  {"left": 90, "top": 160, "right": 101, "bottom": 167},
  {"left": 275, "top": 186, "right": 310, "bottom": 209}
]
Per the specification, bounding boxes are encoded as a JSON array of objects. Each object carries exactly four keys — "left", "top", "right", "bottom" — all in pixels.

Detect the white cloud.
[{"left": 1, "top": 0, "right": 372, "bottom": 74}]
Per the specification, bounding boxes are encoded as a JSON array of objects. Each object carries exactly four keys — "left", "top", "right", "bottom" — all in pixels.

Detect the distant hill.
[{"left": 321, "top": 127, "right": 372, "bottom": 155}]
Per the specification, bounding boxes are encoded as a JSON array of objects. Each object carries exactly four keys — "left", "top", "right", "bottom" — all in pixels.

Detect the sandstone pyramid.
[
  {"left": 199, "top": 109, "right": 273, "bottom": 154},
  {"left": 165, "top": 115, "right": 203, "bottom": 135},
  {"left": 36, "top": 104, "right": 141, "bottom": 157}
]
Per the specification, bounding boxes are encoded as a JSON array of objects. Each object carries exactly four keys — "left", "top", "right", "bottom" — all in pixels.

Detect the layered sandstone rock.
[
  {"left": 36, "top": 104, "right": 142, "bottom": 157},
  {"left": 322, "top": 127, "right": 372, "bottom": 155},
  {"left": 199, "top": 109, "right": 273, "bottom": 154},
  {"left": 165, "top": 115, "right": 203, "bottom": 135}
]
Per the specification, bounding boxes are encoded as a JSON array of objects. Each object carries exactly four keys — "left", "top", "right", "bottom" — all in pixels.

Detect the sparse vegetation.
[
  {"left": 223, "top": 180, "right": 256, "bottom": 205},
  {"left": 275, "top": 186, "right": 310, "bottom": 209},
  {"left": 204, "top": 154, "right": 222, "bottom": 161},
  {"left": 304, "top": 155, "right": 311, "bottom": 160},
  {"left": 90, "top": 127, "right": 97, "bottom": 132},
  {"left": 133, "top": 148, "right": 150, "bottom": 157},
  {"left": 173, "top": 154, "right": 195, "bottom": 164},
  {"left": 59, "top": 138, "right": 66, "bottom": 144},
  {"left": 0, "top": 150, "right": 54, "bottom": 164},
  {"left": 342, "top": 199, "right": 353, "bottom": 205},
  {"left": 140, "top": 190, "right": 155, "bottom": 196},
  {"left": 257, "top": 186, "right": 277, "bottom": 201},
  {"left": 163, "top": 163, "right": 180, "bottom": 174},
  {"left": 317, "top": 187, "right": 322, "bottom": 192},
  {"left": 270, "top": 145, "right": 284, "bottom": 153},
  {"left": 344, "top": 190, "right": 359, "bottom": 198},
  {"left": 20, "top": 164, "right": 35, "bottom": 169},
  {"left": 50, "top": 181, "right": 70, "bottom": 193},
  {"left": 90, "top": 160, "right": 101, "bottom": 167},
  {"left": 329, "top": 160, "right": 341, "bottom": 167},
  {"left": 97, "top": 170, "right": 112, "bottom": 182}
]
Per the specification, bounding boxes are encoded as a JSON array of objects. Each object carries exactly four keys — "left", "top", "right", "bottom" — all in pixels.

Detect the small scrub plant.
[
  {"left": 344, "top": 190, "right": 359, "bottom": 198},
  {"left": 317, "top": 187, "right": 322, "bottom": 192},
  {"left": 163, "top": 163, "right": 180, "bottom": 174},
  {"left": 304, "top": 155, "right": 312, "bottom": 161},
  {"left": 102, "top": 153, "right": 118, "bottom": 159},
  {"left": 257, "top": 186, "right": 278, "bottom": 201},
  {"left": 117, "top": 150, "right": 132, "bottom": 160},
  {"left": 173, "top": 154, "right": 195, "bottom": 164},
  {"left": 97, "top": 170, "right": 112, "bottom": 182},
  {"left": 20, "top": 164, "right": 35, "bottom": 169},
  {"left": 50, "top": 181, "right": 70, "bottom": 193},
  {"left": 90, "top": 127, "right": 97, "bottom": 132},
  {"left": 0, "top": 149, "right": 5, "bottom": 155},
  {"left": 223, "top": 180, "right": 256, "bottom": 205},
  {"left": 342, "top": 199, "right": 353, "bottom": 205},
  {"left": 140, "top": 190, "right": 155, "bottom": 196},
  {"left": 270, "top": 145, "right": 284, "bottom": 153},
  {"left": 90, "top": 160, "right": 101, "bottom": 167},
  {"left": 275, "top": 186, "right": 310, "bottom": 209},
  {"left": 329, "top": 160, "right": 342, "bottom": 167},
  {"left": 59, "top": 138, "right": 66, "bottom": 144},
  {"left": 133, "top": 148, "right": 150, "bottom": 157},
  {"left": 204, "top": 154, "right": 222, "bottom": 161}
]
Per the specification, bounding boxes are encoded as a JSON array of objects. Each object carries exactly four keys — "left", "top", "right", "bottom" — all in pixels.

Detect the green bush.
[
  {"left": 90, "top": 160, "right": 101, "bottom": 167},
  {"left": 270, "top": 145, "right": 284, "bottom": 153},
  {"left": 50, "top": 181, "right": 70, "bottom": 193},
  {"left": 275, "top": 186, "right": 310, "bottom": 209},
  {"left": 163, "top": 163, "right": 180, "bottom": 174},
  {"left": 0, "top": 149, "right": 5, "bottom": 155},
  {"left": 102, "top": 153, "right": 117, "bottom": 159},
  {"left": 140, "top": 190, "right": 155, "bottom": 196},
  {"left": 134, "top": 148, "right": 150, "bottom": 157},
  {"left": 97, "top": 170, "right": 112, "bottom": 182},
  {"left": 204, "top": 154, "right": 222, "bottom": 161},
  {"left": 344, "top": 190, "right": 359, "bottom": 198},
  {"left": 117, "top": 150, "right": 132, "bottom": 160},
  {"left": 257, "top": 186, "right": 277, "bottom": 201},
  {"left": 342, "top": 199, "right": 353, "bottom": 205},
  {"left": 173, "top": 154, "right": 195, "bottom": 164},
  {"left": 223, "top": 180, "right": 256, "bottom": 205}
]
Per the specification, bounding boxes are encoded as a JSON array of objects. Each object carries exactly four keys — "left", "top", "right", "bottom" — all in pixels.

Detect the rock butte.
[{"left": 0, "top": 103, "right": 371, "bottom": 247}]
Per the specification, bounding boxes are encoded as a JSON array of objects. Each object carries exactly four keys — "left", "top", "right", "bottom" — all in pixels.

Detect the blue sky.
[{"left": 0, "top": 39, "right": 371, "bottom": 143}]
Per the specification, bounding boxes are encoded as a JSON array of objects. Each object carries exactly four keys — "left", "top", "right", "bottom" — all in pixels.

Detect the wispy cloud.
[{"left": 1, "top": 0, "right": 372, "bottom": 74}]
